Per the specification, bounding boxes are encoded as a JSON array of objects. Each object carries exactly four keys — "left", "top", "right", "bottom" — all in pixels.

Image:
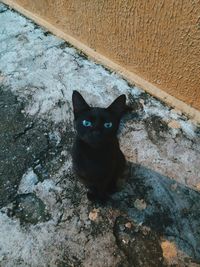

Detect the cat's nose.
[{"left": 92, "top": 130, "right": 101, "bottom": 137}]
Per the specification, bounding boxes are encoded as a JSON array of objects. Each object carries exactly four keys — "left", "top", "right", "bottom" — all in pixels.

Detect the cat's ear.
[
  {"left": 107, "top": 94, "right": 127, "bottom": 118},
  {"left": 72, "top": 90, "right": 90, "bottom": 118}
]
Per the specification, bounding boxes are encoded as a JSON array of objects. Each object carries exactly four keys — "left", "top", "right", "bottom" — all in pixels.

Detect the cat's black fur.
[{"left": 72, "top": 90, "right": 129, "bottom": 202}]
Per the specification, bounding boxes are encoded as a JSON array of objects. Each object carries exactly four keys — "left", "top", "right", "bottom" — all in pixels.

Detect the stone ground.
[{"left": 0, "top": 3, "right": 200, "bottom": 267}]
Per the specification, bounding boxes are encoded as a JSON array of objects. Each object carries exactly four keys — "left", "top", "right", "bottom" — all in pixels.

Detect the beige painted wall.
[{"left": 4, "top": 0, "right": 200, "bottom": 112}]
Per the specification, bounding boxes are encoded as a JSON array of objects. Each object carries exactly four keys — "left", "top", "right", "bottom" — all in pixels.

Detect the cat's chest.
[
  {"left": 72, "top": 142, "right": 116, "bottom": 178},
  {"left": 77, "top": 146, "right": 113, "bottom": 167}
]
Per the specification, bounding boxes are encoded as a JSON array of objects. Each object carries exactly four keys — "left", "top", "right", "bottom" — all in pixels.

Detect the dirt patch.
[
  {"left": 0, "top": 89, "right": 48, "bottom": 207},
  {"left": 113, "top": 215, "right": 165, "bottom": 267},
  {"left": 144, "top": 115, "right": 169, "bottom": 144},
  {"left": 0, "top": 88, "right": 74, "bottom": 208},
  {"left": 10, "top": 193, "right": 50, "bottom": 224}
]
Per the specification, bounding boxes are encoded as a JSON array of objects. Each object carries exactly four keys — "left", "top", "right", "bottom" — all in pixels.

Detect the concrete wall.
[{"left": 4, "top": 0, "right": 200, "bottom": 113}]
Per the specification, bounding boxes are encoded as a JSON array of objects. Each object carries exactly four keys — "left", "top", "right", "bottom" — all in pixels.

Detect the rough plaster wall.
[{"left": 11, "top": 0, "right": 200, "bottom": 110}]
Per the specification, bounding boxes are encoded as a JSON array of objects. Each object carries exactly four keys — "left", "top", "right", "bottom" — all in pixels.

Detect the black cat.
[{"left": 72, "top": 90, "right": 129, "bottom": 202}]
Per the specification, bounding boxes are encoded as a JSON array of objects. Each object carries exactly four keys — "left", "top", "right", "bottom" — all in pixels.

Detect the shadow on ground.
[{"left": 110, "top": 162, "right": 200, "bottom": 266}]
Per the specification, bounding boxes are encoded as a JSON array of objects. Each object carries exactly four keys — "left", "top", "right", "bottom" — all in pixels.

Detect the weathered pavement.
[{"left": 0, "top": 3, "right": 200, "bottom": 267}]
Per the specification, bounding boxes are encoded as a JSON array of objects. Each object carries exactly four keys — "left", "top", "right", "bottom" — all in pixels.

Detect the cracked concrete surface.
[{"left": 0, "top": 3, "right": 200, "bottom": 267}]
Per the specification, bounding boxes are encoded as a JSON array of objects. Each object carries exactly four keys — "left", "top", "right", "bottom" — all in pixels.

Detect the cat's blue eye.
[
  {"left": 83, "top": 120, "right": 92, "bottom": 127},
  {"left": 104, "top": 122, "right": 112, "bottom": 128}
]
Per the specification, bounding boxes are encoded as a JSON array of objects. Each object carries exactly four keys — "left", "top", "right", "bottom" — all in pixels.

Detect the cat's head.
[{"left": 72, "top": 90, "right": 128, "bottom": 147}]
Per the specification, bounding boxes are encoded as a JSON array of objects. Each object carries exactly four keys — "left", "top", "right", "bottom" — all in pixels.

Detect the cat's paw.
[
  {"left": 87, "top": 191, "right": 96, "bottom": 201},
  {"left": 87, "top": 191, "right": 108, "bottom": 204}
]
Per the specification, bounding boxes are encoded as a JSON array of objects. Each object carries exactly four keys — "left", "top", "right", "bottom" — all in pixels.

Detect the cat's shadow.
[{"left": 109, "top": 161, "right": 200, "bottom": 263}]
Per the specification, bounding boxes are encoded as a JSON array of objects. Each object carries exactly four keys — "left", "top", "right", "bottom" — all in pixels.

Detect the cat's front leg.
[
  {"left": 86, "top": 183, "right": 111, "bottom": 203},
  {"left": 87, "top": 190, "right": 109, "bottom": 203}
]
